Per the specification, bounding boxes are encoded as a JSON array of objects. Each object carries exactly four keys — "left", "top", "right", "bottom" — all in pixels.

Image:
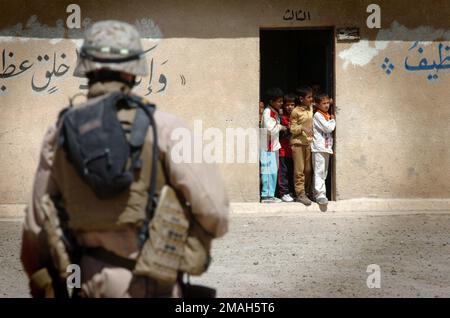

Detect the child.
[
  {"left": 260, "top": 87, "right": 286, "bottom": 203},
  {"left": 311, "top": 93, "right": 336, "bottom": 205},
  {"left": 259, "top": 101, "right": 265, "bottom": 127},
  {"left": 311, "top": 84, "right": 321, "bottom": 108},
  {"left": 278, "top": 94, "right": 296, "bottom": 202},
  {"left": 290, "top": 86, "right": 314, "bottom": 206},
  {"left": 311, "top": 84, "right": 334, "bottom": 108}
]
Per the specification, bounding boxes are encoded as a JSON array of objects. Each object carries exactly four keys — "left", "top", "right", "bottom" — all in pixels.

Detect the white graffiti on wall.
[
  {"left": 0, "top": 15, "right": 162, "bottom": 41},
  {"left": 339, "top": 40, "right": 385, "bottom": 70}
]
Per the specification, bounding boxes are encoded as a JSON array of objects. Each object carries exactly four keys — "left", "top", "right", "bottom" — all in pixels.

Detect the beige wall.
[{"left": 0, "top": 0, "right": 449, "bottom": 209}]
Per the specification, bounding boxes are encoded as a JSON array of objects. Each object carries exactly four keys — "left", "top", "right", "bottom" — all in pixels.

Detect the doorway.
[{"left": 260, "top": 28, "right": 336, "bottom": 200}]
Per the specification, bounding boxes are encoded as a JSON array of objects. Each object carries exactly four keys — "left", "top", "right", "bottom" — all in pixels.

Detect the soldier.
[{"left": 20, "top": 20, "right": 229, "bottom": 298}]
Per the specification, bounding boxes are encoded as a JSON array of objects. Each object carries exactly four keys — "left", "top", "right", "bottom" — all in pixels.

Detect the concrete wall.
[{"left": 0, "top": 0, "right": 449, "bottom": 212}]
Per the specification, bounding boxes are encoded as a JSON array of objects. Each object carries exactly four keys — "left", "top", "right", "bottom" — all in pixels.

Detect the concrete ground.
[{"left": 1, "top": 207, "right": 450, "bottom": 298}]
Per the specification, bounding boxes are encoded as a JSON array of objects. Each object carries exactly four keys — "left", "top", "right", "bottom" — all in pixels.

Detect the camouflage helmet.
[{"left": 73, "top": 20, "right": 148, "bottom": 78}]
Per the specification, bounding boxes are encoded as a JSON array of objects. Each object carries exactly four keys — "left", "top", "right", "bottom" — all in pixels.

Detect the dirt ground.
[{"left": 1, "top": 211, "right": 450, "bottom": 298}]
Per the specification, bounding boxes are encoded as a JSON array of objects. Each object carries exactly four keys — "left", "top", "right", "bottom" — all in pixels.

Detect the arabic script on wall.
[
  {"left": 282, "top": 9, "right": 311, "bottom": 21},
  {"left": 380, "top": 41, "right": 450, "bottom": 82},
  {"left": 0, "top": 42, "right": 174, "bottom": 96}
]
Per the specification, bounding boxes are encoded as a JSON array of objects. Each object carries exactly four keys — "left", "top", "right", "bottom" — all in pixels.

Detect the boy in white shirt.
[
  {"left": 311, "top": 93, "right": 336, "bottom": 205},
  {"left": 260, "top": 87, "right": 287, "bottom": 203}
]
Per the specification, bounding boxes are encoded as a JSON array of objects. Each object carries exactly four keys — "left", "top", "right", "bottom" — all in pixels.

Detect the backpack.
[
  {"left": 58, "top": 91, "right": 158, "bottom": 200},
  {"left": 58, "top": 92, "right": 159, "bottom": 245}
]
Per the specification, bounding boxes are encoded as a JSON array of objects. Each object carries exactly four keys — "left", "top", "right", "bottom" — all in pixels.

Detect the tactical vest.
[
  {"left": 51, "top": 92, "right": 212, "bottom": 284},
  {"left": 52, "top": 93, "right": 164, "bottom": 231}
]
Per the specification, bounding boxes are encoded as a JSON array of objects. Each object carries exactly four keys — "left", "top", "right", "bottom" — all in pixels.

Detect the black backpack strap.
[
  {"left": 129, "top": 107, "right": 150, "bottom": 170},
  {"left": 130, "top": 98, "right": 159, "bottom": 248}
]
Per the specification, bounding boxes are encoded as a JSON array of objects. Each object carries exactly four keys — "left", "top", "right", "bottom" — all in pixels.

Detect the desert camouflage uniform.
[{"left": 21, "top": 21, "right": 229, "bottom": 298}]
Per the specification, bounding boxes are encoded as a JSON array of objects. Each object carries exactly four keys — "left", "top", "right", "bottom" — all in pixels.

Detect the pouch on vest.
[
  {"left": 40, "top": 194, "right": 72, "bottom": 282},
  {"left": 58, "top": 92, "right": 154, "bottom": 199},
  {"left": 134, "top": 185, "right": 211, "bottom": 283},
  {"left": 38, "top": 194, "right": 74, "bottom": 298}
]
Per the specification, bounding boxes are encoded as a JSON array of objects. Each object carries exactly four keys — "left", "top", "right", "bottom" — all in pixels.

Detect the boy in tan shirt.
[{"left": 290, "top": 86, "right": 314, "bottom": 205}]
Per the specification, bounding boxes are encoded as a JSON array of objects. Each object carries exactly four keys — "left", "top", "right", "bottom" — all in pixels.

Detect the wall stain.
[{"left": 353, "top": 154, "right": 367, "bottom": 167}]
